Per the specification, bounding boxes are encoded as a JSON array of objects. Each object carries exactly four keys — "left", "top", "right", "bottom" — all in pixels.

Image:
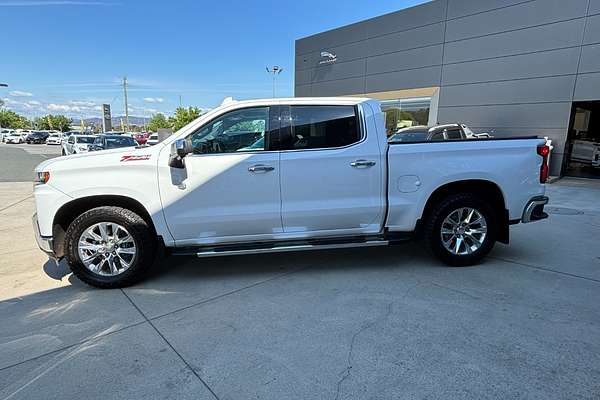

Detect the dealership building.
[{"left": 295, "top": 0, "right": 600, "bottom": 177}]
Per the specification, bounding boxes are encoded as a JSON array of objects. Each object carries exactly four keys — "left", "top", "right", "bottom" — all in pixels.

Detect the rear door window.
[{"left": 281, "top": 105, "right": 360, "bottom": 150}]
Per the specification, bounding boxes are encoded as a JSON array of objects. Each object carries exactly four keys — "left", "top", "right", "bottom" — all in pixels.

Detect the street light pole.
[{"left": 266, "top": 66, "right": 283, "bottom": 98}]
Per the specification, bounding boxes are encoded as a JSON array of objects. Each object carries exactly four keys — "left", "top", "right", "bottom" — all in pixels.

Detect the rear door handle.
[
  {"left": 350, "top": 159, "right": 376, "bottom": 168},
  {"left": 248, "top": 164, "right": 275, "bottom": 173}
]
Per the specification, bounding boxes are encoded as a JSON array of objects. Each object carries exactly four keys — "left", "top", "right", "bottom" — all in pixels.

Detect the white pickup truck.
[{"left": 33, "top": 97, "right": 550, "bottom": 288}]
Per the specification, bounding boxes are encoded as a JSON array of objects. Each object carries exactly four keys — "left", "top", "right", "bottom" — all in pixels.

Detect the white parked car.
[
  {"left": 571, "top": 140, "right": 600, "bottom": 168},
  {"left": 1, "top": 128, "right": 14, "bottom": 142},
  {"left": 5, "top": 131, "right": 26, "bottom": 144},
  {"left": 46, "top": 132, "right": 63, "bottom": 145},
  {"left": 33, "top": 97, "right": 549, "bottom": 288},
  {"left": 146, "top": 133, "right": 159, "bottom": 145},
  {"left": 61, "top": 134, "right": 96, "bottom": 155}
]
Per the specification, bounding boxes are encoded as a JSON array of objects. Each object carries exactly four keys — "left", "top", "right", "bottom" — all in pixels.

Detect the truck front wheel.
[
  {"left": 424, "top": 193, "right": 497, "bottom": 266},
  {"left": 64, "top": 206, "right": 156, "bottom": 288}
]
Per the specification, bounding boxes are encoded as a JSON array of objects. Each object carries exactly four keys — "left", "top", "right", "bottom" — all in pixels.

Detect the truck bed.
[{"left": 385, "top": 137, "right": 546, "bottom": 232}]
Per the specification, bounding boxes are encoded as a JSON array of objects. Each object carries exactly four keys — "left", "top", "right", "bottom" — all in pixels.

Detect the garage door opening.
[{"left": 565, "top": 101, "right": 600, "bottom": 178}]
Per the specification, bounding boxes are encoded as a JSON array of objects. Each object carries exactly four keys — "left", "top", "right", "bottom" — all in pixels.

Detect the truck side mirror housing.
[
  {"left": 175, "top": 138, "right": 193, "bottom": 158},
  {"left": 170, "top": 138, "right": 193, "bottom": 168}
]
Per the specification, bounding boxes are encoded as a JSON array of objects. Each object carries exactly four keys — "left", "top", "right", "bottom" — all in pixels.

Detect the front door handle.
[
  {"left": 248, "top": 164, "right": 275, "bottom": 173},
  {"left": 350, "top": 159, "right": 376, "bottom": 168}
]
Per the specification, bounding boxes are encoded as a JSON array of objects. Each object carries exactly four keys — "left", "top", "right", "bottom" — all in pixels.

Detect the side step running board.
[{"left": 194, "top": 240, "right": 389, "bottom": 258}]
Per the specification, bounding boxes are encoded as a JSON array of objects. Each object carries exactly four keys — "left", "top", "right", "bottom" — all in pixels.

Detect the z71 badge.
[{"left": 120, "top": 155, "right": 151, "bottom": 162}]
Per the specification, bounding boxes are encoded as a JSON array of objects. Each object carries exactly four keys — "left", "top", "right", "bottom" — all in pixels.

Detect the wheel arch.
[
  {"left": 418, "top": 179, "right": 509, "bottom": 244},
  {"left": 52, "top": 195, "right": 158, "bottom": 258}
]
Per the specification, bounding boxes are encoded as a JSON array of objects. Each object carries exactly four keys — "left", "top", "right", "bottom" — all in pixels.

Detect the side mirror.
[
  {"left": 175, "top": 138, "right": 193, "bottom": 157},
  {"left": 170, "top": 138, "right": 193, "bottom": 169}
]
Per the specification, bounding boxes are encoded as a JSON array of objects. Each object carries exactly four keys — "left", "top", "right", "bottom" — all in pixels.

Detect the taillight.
[{"left": 537, "top": 144, "right": 549, "bottom": 183}]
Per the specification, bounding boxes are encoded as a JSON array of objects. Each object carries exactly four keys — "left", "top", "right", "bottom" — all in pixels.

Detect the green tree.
[
  {"left": 147, "top": 113, "right": 170, "bottom": 132},
  {"left": 169, "top": 106, "right": 202, "bottom": 131},
  {"left": 0, "top": 110, "right": 31, "bottom": 129},
  {"left": 35, "top": 114, "right": 72, "bottom": 131}
]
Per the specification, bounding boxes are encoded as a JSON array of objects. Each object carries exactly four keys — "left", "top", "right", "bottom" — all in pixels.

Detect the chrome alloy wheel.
[
  {"left": 440, "top": 207, "right": 487, "bottom": 256},
  {"left": 78, "top": 222, "right": 137, "bottom": 276}
]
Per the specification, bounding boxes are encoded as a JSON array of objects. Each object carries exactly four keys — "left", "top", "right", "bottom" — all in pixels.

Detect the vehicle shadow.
[
  {"left": 40, "top": 240, "right": 473, "bottom": 287},
  {"left": 42, "top": 258, "right": 71, "bottom": 281},
  {"left": 142, "top": 241, "right": 443, "bottom": 284},
  {"left": 41, "top": 240, "right": 484, "bottom": 290}
]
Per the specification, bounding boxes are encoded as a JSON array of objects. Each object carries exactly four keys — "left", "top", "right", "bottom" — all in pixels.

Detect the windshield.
[
  {"left": 76, "top": 136, "right": 96, "bottom": 144},
  {"left": 105, "top": 136, "right": 136, "bottom": 148}
]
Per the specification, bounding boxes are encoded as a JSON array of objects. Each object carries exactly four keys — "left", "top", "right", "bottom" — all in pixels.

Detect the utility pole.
[
  {"left": 0, "top": 83, "right": 7, "bottom": 132},
  {"left": 266, "top": 66, "right": 283, "bottom": 98},
  {"left": 179, "top": 95, "right": 182, "bottom": 108},
  {"left": 123, "top": 77, "right": 129, "bottom": 132}
]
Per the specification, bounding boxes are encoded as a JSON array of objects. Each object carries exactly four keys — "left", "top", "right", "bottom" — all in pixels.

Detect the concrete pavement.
[
  {"left": 0, "top": 143, "right": 61, "bottom": 183},
  {"left": 0, "top": 178, "right": 599, "bottom": 399}
]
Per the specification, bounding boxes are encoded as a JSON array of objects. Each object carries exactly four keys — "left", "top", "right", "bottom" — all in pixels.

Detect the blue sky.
[{"left": 1, "top": 0, "right": 428, "bottom": 119}]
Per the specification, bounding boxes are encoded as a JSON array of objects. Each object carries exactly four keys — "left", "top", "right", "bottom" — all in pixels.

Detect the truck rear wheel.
[
  {"left": 64, "top": 206, "right": 156, "bottom": 288},
  {"left": 424, "top": 193, "right": 496, "bottom": 266}
]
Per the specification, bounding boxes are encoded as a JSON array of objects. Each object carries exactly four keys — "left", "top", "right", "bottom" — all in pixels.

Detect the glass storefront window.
[{"left": 380, "top": 97, "right": 431, "bottom": 137}]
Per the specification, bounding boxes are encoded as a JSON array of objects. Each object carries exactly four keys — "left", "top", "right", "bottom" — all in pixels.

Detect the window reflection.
[{"left": 380, "top": 97, "right": 431, "bottom": 137}]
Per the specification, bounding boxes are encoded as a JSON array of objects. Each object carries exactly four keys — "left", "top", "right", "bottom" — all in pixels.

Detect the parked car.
[
  {"left": 26, "top": 131, "right": 50, "bottom": 144},
  {"left": 133, "top": 132, "right": 149, "bottom": 145},
  {"left": 1, "top": 128, "right": 14, "bottom": 142},
  {"left": 472, "top": 133, "right": 493, "bottom": 139},
  {"left": 33, "top": 97, "right": 549, "bottom": 288},
  {"left": 389, "top": 123, "right": 478, "bottom": 143},
  {"left": 89, "top": 134, "right": 138, "bottom": 151},
  {"left": 146, "top": 133, "right": 159, "bottom": 145},
  {"left": 64, "top": 131, "right": 80, "bottom": 138},
  {"left": 61, "top": 134, "right": 96, "bottom": 155},
  {"left": 46, "top": 132, "right": 63, "bottom": 145},
  {"left": 5, "top": 131, "right": 26, "bottom": 144},
  {"left": 570, "top": 139, "right": 600, "bottom": 168}
]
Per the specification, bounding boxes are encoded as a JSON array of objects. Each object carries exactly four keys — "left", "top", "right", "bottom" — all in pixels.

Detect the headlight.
[{"left": 34, "top": 171, "right": 50, "bottom": 185}]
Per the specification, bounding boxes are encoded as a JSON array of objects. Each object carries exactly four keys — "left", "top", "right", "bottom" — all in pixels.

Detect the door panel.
[
  {"left": 279, "top": 104, "right": 384, "bottom": 235},
  {"left": 159, "top": 152, "right": 282, "bottom": 244},
  {"left": 158, "top": 105, "right": 282, "bottom": 245}
]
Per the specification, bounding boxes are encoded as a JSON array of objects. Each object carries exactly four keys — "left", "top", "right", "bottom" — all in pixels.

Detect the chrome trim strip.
[
  {"left": 196, "top": 240, "right": 388, "bottom": 258},
  {"left": 522, "top": 196, "right": 549, "bottom": 223}
]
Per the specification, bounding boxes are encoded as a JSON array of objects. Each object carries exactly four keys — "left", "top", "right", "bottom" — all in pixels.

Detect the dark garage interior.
[{"left": 565, "top": 101, "right": 600, "bottom": 179}]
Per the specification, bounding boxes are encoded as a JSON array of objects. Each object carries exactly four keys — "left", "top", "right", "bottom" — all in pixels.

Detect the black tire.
[
  {"left": 61, "top": 149, "right": 66, "bottom": 155},
  {"left": 424, "top": 193, "right": 497, "bottom": 267},
  {"left": 65, "top": 206, "right": 156, "bottom": 288}
]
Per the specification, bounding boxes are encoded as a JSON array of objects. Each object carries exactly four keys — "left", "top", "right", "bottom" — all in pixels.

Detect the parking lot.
[
  {"left": 1, "top": 148, "right": 599, "bottom": 399},
  {"left": 0, "top": 142, "right": 61, "bottom": 182}
]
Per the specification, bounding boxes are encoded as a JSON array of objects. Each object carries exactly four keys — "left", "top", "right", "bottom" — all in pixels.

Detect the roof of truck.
[{"left": 220, "top": 97, "right": 372, "bottom": 107}]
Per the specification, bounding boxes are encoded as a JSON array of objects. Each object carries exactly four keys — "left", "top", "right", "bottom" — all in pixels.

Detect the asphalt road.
[
  {"left": 1, "top": 165, "right": 599, "bottom": 398},
  {"left": 0, "top": 143, "right": 61, "bottom": 182}
]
